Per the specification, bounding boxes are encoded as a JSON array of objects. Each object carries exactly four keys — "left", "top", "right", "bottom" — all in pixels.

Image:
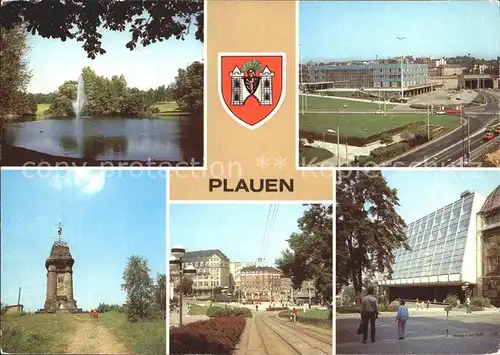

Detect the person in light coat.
[{"left": 395, "top": 299, "right": 409, "bottom": 340}]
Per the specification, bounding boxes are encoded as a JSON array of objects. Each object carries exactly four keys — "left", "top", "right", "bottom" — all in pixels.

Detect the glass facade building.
[
  {"left": 379, "top": 191, "right": 487, "bottom": 301},
  {"left": 306, "top": 63, "right": 430, "bottom": 89}
]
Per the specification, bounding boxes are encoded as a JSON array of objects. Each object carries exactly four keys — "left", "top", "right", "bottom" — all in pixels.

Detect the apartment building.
[
  {"left": 181, "top": 249, "right": 231, "bottom": 296},
  {"left": 240, "top": 266, "right": 282, "bottom": 301}
]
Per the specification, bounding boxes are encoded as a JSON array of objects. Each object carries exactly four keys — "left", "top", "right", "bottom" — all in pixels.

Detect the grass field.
[
  {"left": 1, "top": 311, "right": 165, "bottom": 355},
  {"left": 295, "top": 309, "right": 330, "bottom": 319},
  {"left": 187, "top": 304, "right": 208, "bottom": 316},
  {"left": 152, "top": 101, "right": 189, "bottom": 118},
  {"left": 99, "top": 311, "right": 165, "bottom": 355},
  {"left": 299, "top": 95, "right": 395, "bottom": 111},
  {"left": 300, "top": 112, "right": 461, "bottom": 138},
  {"left": 299, "top": 146, "right": 334, "bottom": 165},
  {"left": 36, "top": 103, "right": 51, "bottom": 116},
  {"left": 0, "top": 312, "right": 78, "bottom": 353}
]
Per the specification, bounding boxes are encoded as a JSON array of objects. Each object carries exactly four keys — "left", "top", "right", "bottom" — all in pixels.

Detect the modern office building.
[
  {"left": 379, "top": 190, "right": 487, "bottom": 302},
  {"left": 177, "top": 249, "right": 231, "bottom": 296},
  {"left": 304, "top": 63, "right": 431, "bottom": 97}
]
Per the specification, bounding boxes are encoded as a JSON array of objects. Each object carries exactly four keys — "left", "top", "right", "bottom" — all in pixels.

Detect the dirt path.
[{"left": 66, "top": 318, "right": 130, "bottom": 354}]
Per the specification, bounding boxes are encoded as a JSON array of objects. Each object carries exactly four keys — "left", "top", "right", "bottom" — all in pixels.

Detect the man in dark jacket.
[{"left": 360, "top": 287, "right": 379, "bottom": 343}]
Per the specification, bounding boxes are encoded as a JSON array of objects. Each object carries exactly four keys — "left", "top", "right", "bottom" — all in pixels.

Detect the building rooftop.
[
  {"left": 480, "top": 185, "right": 500, "bottom": 215},
  {"left": 183, "top": 249, "right": 229, "bottom": 261},
  {"left": 309, "top": 63, "right": 429, "bottom": 71},
  {"left": 241, "top": 266, "right": 282, "bottom": 273}
]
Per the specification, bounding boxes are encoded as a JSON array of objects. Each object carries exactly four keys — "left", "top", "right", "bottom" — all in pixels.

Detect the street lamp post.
[
  {"left": 170, "top": 246, "right": 196, "bottom": 327},
  {"left": 327, "top": 128, "right": 348, "bottom": 167},
  {"left": 335, "top": 105, "right": 348, "bottom": 167},
  {"left": 299, "top": 43, "right": 305, "bottom": 115}
]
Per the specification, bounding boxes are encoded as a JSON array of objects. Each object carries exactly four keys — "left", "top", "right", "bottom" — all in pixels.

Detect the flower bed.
[
  {"left": 206, "top": 306, "right": 252, "bottom": 318},
  {"left": 170, "top": 316, "right": 246, "bottom": 354}
]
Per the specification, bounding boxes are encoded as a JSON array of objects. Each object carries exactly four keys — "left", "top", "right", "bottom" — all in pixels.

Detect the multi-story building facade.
[
  {"left": 379, "top": 190, "right": 487, "bottom": 302},
  {"left": 178, "top": 249, "right": 231, "bottom": 296},
  {"left": 229, "top": 261, "right": 256, "bottom": 295},
  {"left": 240, "top": 266, "right": 282, "bottom": 301},
  {"left": 477, "top": 185, "right": 500, "bottom": 306},
  {"left": 304, "top": 63, "right": 431, "bottom": 96},
  {"left": 280, "top": 277, "right": 293, "bottom": 302}
]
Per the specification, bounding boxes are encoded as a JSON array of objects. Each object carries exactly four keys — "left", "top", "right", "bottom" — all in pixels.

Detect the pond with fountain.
[{"left": 2, "top": 75, "right": 203, "bottom": 165}]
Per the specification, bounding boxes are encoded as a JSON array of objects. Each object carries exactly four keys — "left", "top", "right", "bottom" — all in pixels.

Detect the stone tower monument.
[{"left": 44, "top": 223, "right": 77, "bottom": 312}]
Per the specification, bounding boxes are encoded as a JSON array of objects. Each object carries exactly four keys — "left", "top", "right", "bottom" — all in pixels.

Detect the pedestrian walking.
[
  {"left": 466, "top": 296, "right": 471, "bottom": 313},
  {"left": 292, "top": 307, "right": 297, "bottom": 322},
  {"left": 395, "top": 299, "right": 409, "bottom": 340},
  {"left": 255, "top": 304, "right": 258, "bottom": 312},
  {"left": 360, "top": 286, "right": 378, "bottom": 343}
]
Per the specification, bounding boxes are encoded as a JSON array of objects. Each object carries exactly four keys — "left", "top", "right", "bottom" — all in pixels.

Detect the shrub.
[
  {"left": 336, "top": 306, "right": 360, "bottom": 314},
  {"left": 471, "top": 297, "right": 491, "bottom": 308},
  {"left": 445, "top": 293, "right": 459, "bottom": 307},
  {"left": 266, "top": 307, "right": 289, "bottom": 311},
  {"left": 206, "top": 306, "right": 252, "bottom": 318},
  {"left": 379, "top": 133, "right": 393, "bottom": 145},
  {"left": 470, "top": 304, "right": 484, "bottom": 312},
  {"left": 169, "top": 316, "right": 246, "bottom": 354},
  {"left": 370, "top": 142, "right": 410, "bottom": 162},
  {"left": 379, "top": 304, "right": 398, "bottom": 312},
  {"left": 96, "top": 303, "right": 122, "bottom": 313}
]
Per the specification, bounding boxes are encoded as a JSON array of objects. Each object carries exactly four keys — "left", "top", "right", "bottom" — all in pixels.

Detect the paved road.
[
  {"left": 385, "top": 90, "right": 500, "bottom": 167},
  {"left": 336, "top": 312, "right": 500, "bottom": 354},
  {"left": 235, "top": 312, "right": 332, "bottom": 355}
]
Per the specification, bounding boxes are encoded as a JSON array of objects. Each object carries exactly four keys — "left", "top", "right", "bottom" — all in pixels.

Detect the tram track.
[{"left": 253, "top": 313, "right": 332, "bottom": 355}]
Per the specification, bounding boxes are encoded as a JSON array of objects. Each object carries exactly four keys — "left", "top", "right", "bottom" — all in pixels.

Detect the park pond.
[{"left": 3, "top": 115, "right": 203, "bottom": 164}]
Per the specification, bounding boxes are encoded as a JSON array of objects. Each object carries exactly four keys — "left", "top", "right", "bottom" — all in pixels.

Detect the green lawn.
[
  {"left": 187, "top": 304, "right": 208, "bottom": 316},
  {"left": 152, "top": 101, "right": 190, "bottom": 118},
  {"left": 99, "top": 311, "right": 165, "bottom": 355},
  {"left": 36, "top": 103, "right": 51, "bottom": 116},
  {"left": 295, "top": 309, "right": 330, "bottom": 319},
  {"left": 0, "top": 312, "right": 81, "bottom": 353},
  {"left": 300, "top": 112, "right": 461, "bottom": 138},
  {"left": 299, "top": 146, "right": 334, "bottom": 165},
  {"left": 299, "top": 95, "right": 395, "bottom": 111}
]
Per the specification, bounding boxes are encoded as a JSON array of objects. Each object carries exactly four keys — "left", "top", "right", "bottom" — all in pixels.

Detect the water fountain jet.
[{"left": 72, "top": 74, "right": 87, "bottom": 118}]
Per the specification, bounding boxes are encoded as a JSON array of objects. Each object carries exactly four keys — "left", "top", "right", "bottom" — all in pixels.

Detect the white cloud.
[{"left": 50, "top": 170, "right": 106, "bottom": 195}]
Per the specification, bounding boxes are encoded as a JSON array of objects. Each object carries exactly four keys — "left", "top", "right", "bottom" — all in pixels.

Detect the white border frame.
[
  {"left": 295, "top": 1, "right": 333, "bottom": 171},
  {"left": 217, "top": 52, "right": 287, "bottom": 130},
  {"left": 166, "top": 199, "right": 335, "bottom": 355}
]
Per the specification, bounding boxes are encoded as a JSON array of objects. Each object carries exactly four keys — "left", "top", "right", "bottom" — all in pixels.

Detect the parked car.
[
  {"left": 495, "top": 127, "right": 500, "bottom": 135},
  {"left": 483, "top": 132, "right": 496, "bottom": 142},
  {"left": 374, "top": 110, "right": 384, "bottom": 115},
  {"left": 436, "top": 110, "right": 446, "bottom": 115}
]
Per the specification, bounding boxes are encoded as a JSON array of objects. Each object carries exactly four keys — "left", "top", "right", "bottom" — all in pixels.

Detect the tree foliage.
[
  {"left": 0, "top": 26, "right": 36, "bottom": 116},
  {"left": 121, "top": 255, "right": 155, "bottom": 322},
  {"left": 170, "top": 61, "right": 203, "bottom": 114},
  {"left": 48, "top": 62, "right": 200, "bottom": 117},
  {"left": 175, "top": 276, "right": 193, "bottom": 296},
  {"left": 1, "top": 0, "right": 204, "bottom": 59},
  {"left": 154, "top": 273, "right": 166, "bottom": 319},
  {"left": 276, "top": 204, "right": 333, "bottom": 304},
  {"left": 336, "top": 171, "right": 409, "bottom": 295}
]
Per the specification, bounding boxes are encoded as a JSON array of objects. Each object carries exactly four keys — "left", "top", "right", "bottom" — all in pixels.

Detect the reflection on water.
[{"left": 3, "top": 116, "right": 203, "bottom": 162}]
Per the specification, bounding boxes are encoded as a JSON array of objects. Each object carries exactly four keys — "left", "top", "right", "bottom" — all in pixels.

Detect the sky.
[
  {"left": 300, "top": 0, "right": 500, "bottom": 61},
  {"left": 26, "top": 24, "right": 203, "bottom": 94},
  {"left": 169, "top": 204, "right": 318, "bottom": 266},
  {"left": 1, "top": 169, "right": 166, "bottom": 312},
  {"left": 383, "top": 170, "right": 500, "bottom": 223}
]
